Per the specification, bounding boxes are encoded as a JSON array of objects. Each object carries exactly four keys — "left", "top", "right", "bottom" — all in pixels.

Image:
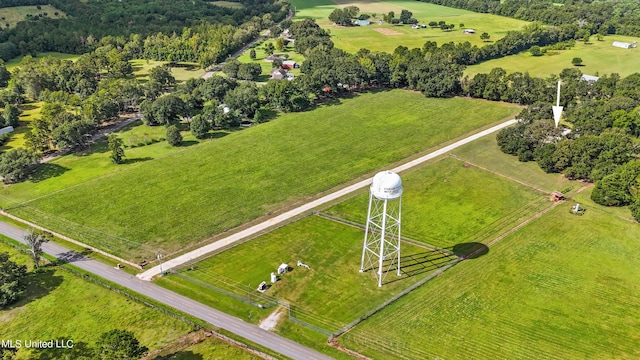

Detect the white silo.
[{"left": 360, "top": 170, "right": 402, "bottom": 287}]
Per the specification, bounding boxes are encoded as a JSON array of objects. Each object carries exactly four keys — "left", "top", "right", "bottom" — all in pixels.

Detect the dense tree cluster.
[
  {"left": 494, "top": 70, "right": 640, "bottom": 220},
  {"left": 418, "top": 0, "right": 640, "bottom": 37},
  {"left": 0, "top": 0, "right": 289, "bottom": 63}
]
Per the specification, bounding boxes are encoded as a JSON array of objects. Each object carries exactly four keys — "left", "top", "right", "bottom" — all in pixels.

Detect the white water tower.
[{"left": 360, "top": 170, "right": 402, "bottom": 287}]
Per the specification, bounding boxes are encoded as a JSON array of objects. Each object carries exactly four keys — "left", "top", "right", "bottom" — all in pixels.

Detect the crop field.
[
  {"left": 0, "top": 5, "right": 65, "bottom": 29},
  {"left": 159, "top": 215, "right": 451, "bottom": 329},
  {"left": 0, "top": 91, "right": 519, "bottom": 261},
  {"left": 209, "top": 1, "right": 246, "bottom": 9},
  {"left": 341, "top": 202, "right": 640, "bottom": 359},
  {"left": 290, "top": 0, "right": 529, "bottom": 53},
  {"left": 465, "top": 34, "right": 640, "bottom": 78},
  {"left": 325, "top": 157, "right": 550, "bottom": 250},
  {"left": 0, "top": 239, "right": 192, "bottom": 359},
  {"left": 4, "top": 52, "right": 79, "bottom": 71}
]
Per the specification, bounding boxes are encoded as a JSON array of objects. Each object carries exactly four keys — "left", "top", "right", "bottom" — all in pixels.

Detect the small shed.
[
  {"left": 550, "top": 191, "right": 565, "bottom": 202},
  {"left": 463, "top": 29, "right": 476, "bottom": 34},
  {"left": 355, "top": 19, "right": 370, "bottom": 26},
  {"left": 270, "top": 68, "right": 288, "bottom": 80},
  {"left": 411, "top": 24, "right": 420, "bottom": 30},
  {"left": 0, "top": 126, "right": 14, "bottom": 135},
  {"left": 580, "top": 74, "right": 600, "bottom": 83},
  {"left": 612, "top": 41, "right": 636, "bottom": 49},
  {"left": 282, "top": 60, "right": 298, "bottom": 69},
  {"left": 264, "top": 54, "right": 284, "bottom": 63},
  {"left": 277, "top": 263, "right": 288, "bottom": 275}
]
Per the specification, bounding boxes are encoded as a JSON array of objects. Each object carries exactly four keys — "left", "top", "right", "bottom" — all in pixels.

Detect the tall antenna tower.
[{"left": 360, "top": 171, "right": 403, "bottom": 287}]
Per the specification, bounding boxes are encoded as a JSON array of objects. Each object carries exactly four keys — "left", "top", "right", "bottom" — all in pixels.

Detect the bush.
[{"left": 166, "top": 125, "right": 182, "bottom": 146}]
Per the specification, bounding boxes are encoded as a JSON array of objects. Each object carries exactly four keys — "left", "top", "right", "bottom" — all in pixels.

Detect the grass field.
[
  {"left": 465, "top": 34, "right": 640, "bottom": 78},
  {"left": 0, "top": 101, "right": 43, "bottom": 152},
  {"left": 0, "top": 91, "right": 519, "bottom": 261},
  {"left": 0, "top": 5, "right": 65, "bottom": 29},
  {"left": 209, "top": 1, "right": 245, "bottom": 8},
  {"left": 325, "top": 157, "right": 550, "bottom": 249},
  {"left": 291, "top": 0, "right": 529, "bottom": 53},
  {"left": 342, "top": 201, "right": 640, "bottom": 359},
  {"left": 0, "top": 239, "right": 192, "bottom": 360},
  {"left": 4, "top": 52, "right": 79, "bottom": 71},
  {"left": 159, "top": 216, "right": 447, "bottom": 329},
  {"left": 131, "top": 60, "right": 206, "bottom": 82}
]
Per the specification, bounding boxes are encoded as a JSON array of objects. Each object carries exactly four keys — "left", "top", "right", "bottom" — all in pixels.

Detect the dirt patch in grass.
[{"left": 373, "top": 27, "right": 402, "bottom": 36}]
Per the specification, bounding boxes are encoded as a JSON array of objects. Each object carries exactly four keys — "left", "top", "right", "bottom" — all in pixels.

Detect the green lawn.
[
  {"left": 0, "top": 240, "right": 192, "bottom": 360},
  {"left": 236, "top": 40, "right": 305, "bottom": 82},
  {"left": 0, "top": 91, "right": 519, "bottom": 261},
  {"left": 326, "top": 157, "right": 549, "bottom": 249},
  {"left": 131, "top": 59, "right": 205, "bottom": 82},
  {"left": 450, "top": 133, "right": 577, "bottom": 194},
  {"left": 342, "top": 202, "right": 640, "bottom": 359},
  {"left": 0, "top": 5, "right": 65, "bottom": 29},
  {"left": 291, "top": 0, "right": 529, "bottom": 53},
  {"left": 159, "top": 216, "right": 445, "bottom": 329},
  {"left": 5, "top": 52, "right": 79, "bottom": 71},
  {"left": 465, "top": 34, "right": 640, "bottom": 78},
  {"left": 209, "top": 1, "right": 246, "bottom": 9},
  {"left": 0, "top": 101, "right": 43, "bottom": 152}
]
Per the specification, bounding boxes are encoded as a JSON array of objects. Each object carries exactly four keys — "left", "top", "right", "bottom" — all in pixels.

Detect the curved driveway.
[{"left": 138, "top": 119, "right": 518, "bottom": 280}]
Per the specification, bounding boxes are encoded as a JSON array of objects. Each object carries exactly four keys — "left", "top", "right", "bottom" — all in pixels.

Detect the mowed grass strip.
[
  {"left": 2, "top": 91, "right": 519, "bottom": 260},
  {"left": 326, "top": 157, "right": 548, "bottom": 249},
  {"left": 465, "top": 34, "right": 640, "bottom": 78},
  {"left": 160, "top": 216, "right": 444, "bottom": 328},
  {"left": 0, "top": 240, "right": 192, "bottom": 359},
  {"left": 343, "top": 202, "right": 640, "bottom": 359},
  {"left": 292, "top": 0, "right": 529, "bottom": 53}
]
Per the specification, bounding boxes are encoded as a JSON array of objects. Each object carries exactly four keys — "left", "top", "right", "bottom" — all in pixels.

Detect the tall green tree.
[
  {"left": 0, "top": 148, "right": 39, "bottom": 183},
  {"left": 166, "top": 125, "right": 182, "bottom": 147},
  {"left": 0, "top": 252, "right": 27, "bottom": 308},
  {"left": 190, "top": 114, "right": 209, "bottom": 139},
  {"left": 3, "top": 104, "right": 21, "bottom": 128},
  {"left": 108, "top": 134, "right": 125, "bottom": 164},
  {"left": 23, "top": 229, "right": 51, "bottom": 269},
  {"left": 96, "top": 329, "right": 148, "bottom": 360}
]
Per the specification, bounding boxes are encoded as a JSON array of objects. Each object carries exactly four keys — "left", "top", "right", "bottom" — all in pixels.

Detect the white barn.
[{"left": 612, "top": 41, "right": 637, "bottom": 49}]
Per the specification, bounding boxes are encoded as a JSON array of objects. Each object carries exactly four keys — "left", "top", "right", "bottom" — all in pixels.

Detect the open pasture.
[
  {"left": 131, "top": 59, "right": 205, "bottom": 82},
  {"left": 209, "top": 1, "right": 246, "bottom": 9},
  {"left": 0, "top": 5, "right": 65, "bottom": 29},
  {"left": 325, "top": 157, "right": 549, "bottom": 250},
  {"left": 0, "top": 239, "right": 192, "bottom": 359},
  {"left": 465, "top": 34, "right": 640, "bottom": 78},
  {"left": 159, "top": 215, "right": 455, "bottom": 330},
  {"left": 342, "top": 202, "right": 640, "bottom": 359},
  {"left": 0, "top": 91, "right": 519, "bottom": 261},
  {"left": 291, "top": 0, "right": 529, "bottom": 53},
  {"left": 4, "top": 52, "right": 79, "bottom": 71}
]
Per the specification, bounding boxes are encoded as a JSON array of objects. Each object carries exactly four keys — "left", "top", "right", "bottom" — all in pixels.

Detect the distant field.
[
  {"left": 131, "top": 59, "right": 205, "bottom": 82},
  {"left": 465, "top": 34, "right": 640, "bottom": 78},
  {"left": 0, "top": 239, "right": 192, "bottom": 359},
  {"left": 159, "top": 216, "right": 443, "bottom": 329},
  {"left": 0, "top": 91, "right": 519, "bottom": 261},
  {"left": 4, "top": 52, "right": 79, "bottom": 71},
  {"left": 0, "top": 101, "right": 43, "bottom": 152},
  {"left": 343, "top": 202, "right": 640, "bottom": 359},
  {"left": 210, "top": 1, "right": 245, "bottom": 8},
  {"left": 0, "top": 5, "right": 65, "bottom": 29},
  {"left": 326, "top": 157, "right": 549, "bottom": 249},
  {"left": 291, "top": 0, "right": 529, "bottom": 53}
]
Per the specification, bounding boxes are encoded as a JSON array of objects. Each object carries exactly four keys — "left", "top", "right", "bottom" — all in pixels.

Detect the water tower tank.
[{"left": 370, "top": 171, "right": 403, "bottom": 200}]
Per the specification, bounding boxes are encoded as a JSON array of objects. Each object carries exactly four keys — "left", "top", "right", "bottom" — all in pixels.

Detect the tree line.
[
  {"left": 0, "top": 0, "right": 289, "bottom": 65},
  {"left": 495, "top": 71, "right": 640, "bottom": 220}
]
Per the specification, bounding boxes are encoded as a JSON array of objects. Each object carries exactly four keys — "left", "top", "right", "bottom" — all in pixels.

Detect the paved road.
[
  {"left": 0, "top": 222, "right": 331, "bottom": 360},
  {"left": 139, "top": 119, "right": 518, "bottom": 280}
]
